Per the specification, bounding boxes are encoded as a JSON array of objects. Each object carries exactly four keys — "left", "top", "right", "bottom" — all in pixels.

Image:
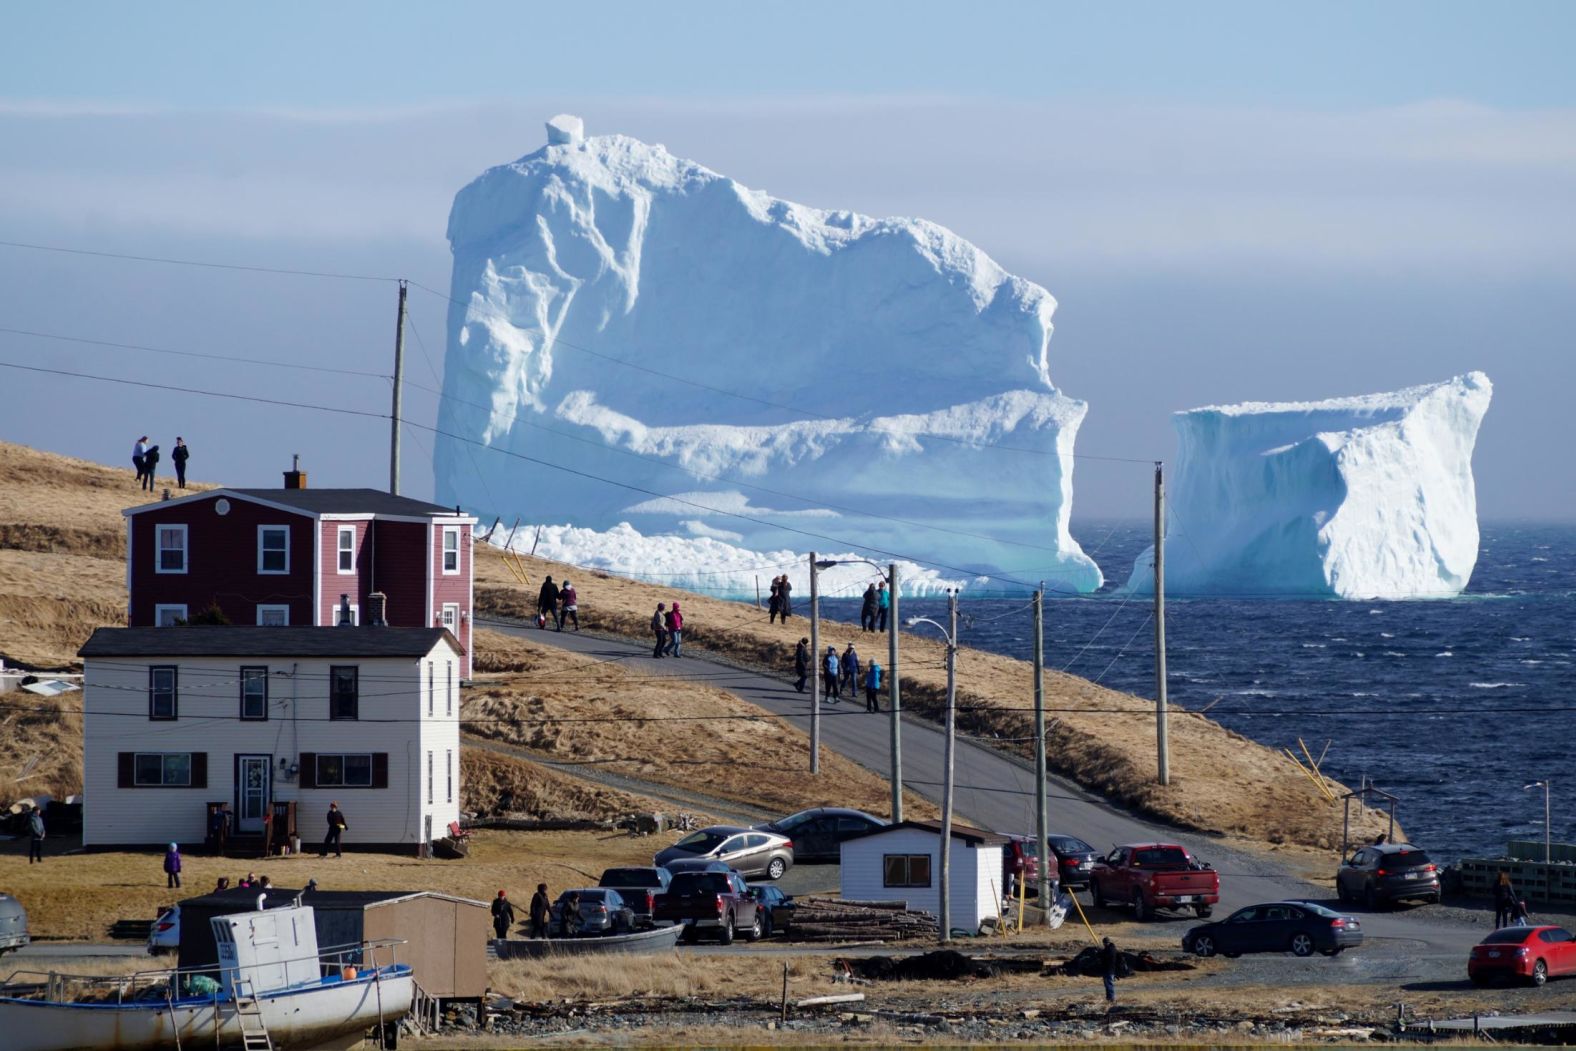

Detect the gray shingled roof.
[
  {"left": 228, "top": 488, "right": 461, "bottom": 517},
  {"left": 79, "top": 626, "right": 462, "bottom": 659},
  {"left": 841, "top": 820, "right": 1009, "bottom": 846}
]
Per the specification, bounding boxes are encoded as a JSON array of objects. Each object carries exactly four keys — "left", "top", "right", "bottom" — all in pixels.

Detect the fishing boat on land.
[
  {"left": 0, "top": 900, "right": 411, "bottom": 1051},
  {"left": 494, "top": 922, "right": 685, "bottom": 959}
]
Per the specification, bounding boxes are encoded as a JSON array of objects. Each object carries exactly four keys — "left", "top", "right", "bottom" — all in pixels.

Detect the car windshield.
[
  {"left": 1050, "top": 836, "right": 1092, "bottom": 854},
  {"left": 1387, "top": 850, "right": 1432, "bottom": 867},
  {"left": 673, "top": 873, "right": 731, "bottom": 895},
  {"left": 672, "top": 830, "right": 730, "bottom": 854},
  {"left": 773, "top": 811, "right": 818, "bottom": 833},
  {"left": 1133, "top": 847, "right": 1190, "bottom": 867},
  {"left": 600, "top": 868, "right": 665, "bottom": 887},
  {"left": 1481, "top": 928, "right": 1535, "bottom": 944}
]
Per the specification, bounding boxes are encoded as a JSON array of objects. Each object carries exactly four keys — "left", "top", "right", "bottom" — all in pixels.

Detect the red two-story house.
[{"left": 125, "top": 475, "right": 476, "bottom": 678}]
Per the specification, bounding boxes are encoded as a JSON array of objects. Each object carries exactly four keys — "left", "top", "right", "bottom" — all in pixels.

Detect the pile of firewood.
[{"left": 785, "top": 897, "right": 938, "bottom": 943}]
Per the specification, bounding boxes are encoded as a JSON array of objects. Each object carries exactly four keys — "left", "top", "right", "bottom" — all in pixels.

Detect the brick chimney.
[
  {"left": 283, "top": 454, "right": 307, "bottom": 490},
  {"left": 367, "top": 591, "right": 388, "bottom": 627}
]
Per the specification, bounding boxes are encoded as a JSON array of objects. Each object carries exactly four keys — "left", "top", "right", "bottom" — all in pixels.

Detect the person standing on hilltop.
[
  {"left": 779, "top": 576, "right": 793, "bottom": 620},
  {"left": 132, "top": 436, "right": 149, "bottom": 486},
  {"left": 876, "top": 581, "right": 890, "bottom": 632},
  {"left": 794, "top": 637, "right": 810, "bottom": 692},
  {"left": 664, "top": 602, "right": 684, "bottom": 657},
  {"left": 171, "top": 437, "right": 190, "bottom": 489},
  {"left": 860, "top": 583, "right": 878, "bottom": 633},
  {"left": 537, "top": 576, "right": 561, "bottom": 630},
  {"left": 768, "top": 577, "right": 783, "bottom": 623},
  {"left": 558, "top": 579, "right": 579, "bottom": 632},
  {"left": 141, "top": 444, "right": 161, "bottom": 492}
]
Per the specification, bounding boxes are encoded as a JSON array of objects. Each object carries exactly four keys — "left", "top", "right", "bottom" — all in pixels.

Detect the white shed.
[{"left": 838, "top": 820, "right": 1007, "bottom": 933}]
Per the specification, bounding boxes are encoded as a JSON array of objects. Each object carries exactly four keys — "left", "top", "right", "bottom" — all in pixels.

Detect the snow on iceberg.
[
  {"left": 1123, "top": 373, "right": 1492, "bottom": 599},
  {"left": 435, "top": 116, "right": 1101, "bottom": 594}
]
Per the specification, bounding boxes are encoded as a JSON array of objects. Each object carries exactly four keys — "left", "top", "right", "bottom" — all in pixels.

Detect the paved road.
[
  {"left": 480, "top": 618, "right": 1483, "bottom": 968},
  {"left": 9, "top": 942, "right": 146, "bottom": 960}
]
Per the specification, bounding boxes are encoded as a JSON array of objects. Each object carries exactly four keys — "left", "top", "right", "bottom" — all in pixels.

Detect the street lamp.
[
  {"left": 1523, "top": 780, "right": 1551, "bottom": 864},
  {"left": 814, "top": 557, "right": 903, "bottom": 822},
  {"left": 907, "top": 590, "right": 958, "bottom": 944}
]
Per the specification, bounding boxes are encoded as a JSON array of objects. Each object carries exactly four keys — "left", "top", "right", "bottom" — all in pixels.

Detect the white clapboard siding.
[{"left": 838, "top": 826, "right": 1004, "bottom": 930}]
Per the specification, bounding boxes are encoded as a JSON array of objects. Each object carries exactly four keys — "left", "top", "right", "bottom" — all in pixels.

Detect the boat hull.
[
  {"left": 494, "top": 923, "right": 685, "bottom": 958},
  {"left": 0, "top": 970, "right": 412, "bottom": 1051}
]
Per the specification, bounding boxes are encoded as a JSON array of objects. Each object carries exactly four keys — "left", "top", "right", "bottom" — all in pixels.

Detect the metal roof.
[
  {"left": 841, "top": 820, "right": 1009, "bottom": 847},
  {"left": 79, "top": 626, "right": 463, "bottom": 659}
]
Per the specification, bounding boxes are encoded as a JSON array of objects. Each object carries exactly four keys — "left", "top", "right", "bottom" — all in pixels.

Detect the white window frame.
[
  {"left": 155, "top": 524, "right": 188, "bottom": 574},
  {"left": 256, "top": 604, "right": 290, "bottom": 626},
  {"left": 336, "top": 603, "right": 360, "bottom": 626},
  {"left": 154, "top": 604, "right": 188, "bottom": 627},
  {"left": 336, "top": 526, "right": 356, "bottom": 574},
  {"left": 427, "top": 750, "right": 434, "bottom": 806},
  {"left": 257, "top": 525, "right": 290, "bottom": 574},
  {"left": 427, "top": 660, "right": 435, "bottom": 718},
  {"left": 445, "top": 661, "right": 453, "bottom": 717},
  {"left": 446, "top": 748, "right": 454, "bottom": 803},
  {"left": 441, "top": 526, "right": 460, "bottom": 574}
]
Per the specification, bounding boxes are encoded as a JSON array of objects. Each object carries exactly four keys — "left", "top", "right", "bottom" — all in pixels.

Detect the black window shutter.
[
  {"left": 190, "top": 752, "right": 207, "bottom": 789},
  {"left": 371, "top": 753, "right": 389, "bottom": 789},
  {"left": 118, "top": 752, "right": 134, "bottom": 789},
  {"left": 300, "top": 753, "right": 317, "bottom": 789}
]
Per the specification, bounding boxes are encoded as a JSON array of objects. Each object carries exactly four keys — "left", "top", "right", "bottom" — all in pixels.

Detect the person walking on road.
[
  {"left": 1101, "top": 937, "right": 1120, "bottom": 1003},
  {"left": 323, "top": 802, "right": 348, "bottom": 857},
  {"left": 27, "top": 808, "right": 44, "bottom": 863},
  {"left": 860, "top": 584, "right": 878, "bottom": 633},
  {"left": 132, "top": 436, "right": 149, "bottom": 486},
  {"left": 537, "top": 576, "right": 561, "bottom": 630},
  {"left": 864, "top": 660, "right": 882, "bottom": 712},
  {"left": 822, "top": 646, "right": 841, "bottom": 702},
  {"left": 651, "top": 603, "right": 669, "bottom": 657},
  {"left": 1494, "top": 872, "right": 1519, "bottom": 929},
  {"left": 529, "top": 883, "right": 551, "bottom": 938},
  {"left": 794, "top": 638, "right": 810, "bottom": 693},
  {"left": 841, "top": 643, "right": 860, "bottom": 696},
  {"left": 664, "top": 602, "right": 684, "bottom": 657},
  {"left": 558, "top": 580, "right": 579, "bottom": 632},
  {"left": 171, "top": 437, "right": 190, "bottom": 489},
  {"left": 876, "top": 581, "right": 890, "bottom": 632},
  {"left": 141, "top": 444, "right": 160, "bottom": 492},
  {"left": 491, "top": 890, "right": 516, "bottom": 939}
]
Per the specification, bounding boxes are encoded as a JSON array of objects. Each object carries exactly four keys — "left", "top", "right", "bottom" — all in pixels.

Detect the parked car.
[
  {"left": 755, "top": 808, "right": 886, "bottom": 863},
  {"left": 652, "top": 869, "right": 762, "bottom": 944},
  {"left": 550, "top": 889, "right": 635, "bottom": 936},
  {"left": 1469, "top": 926, "right": 1576, "bottom": 987},
  {"left": 1183, "top": 901, "right": 1363, "bottom": 958},
  {"left": 147, "top": 904, "right": 180, "bottom": 956},
  {"left": 1336, "top": 843, "right": 1440, "bottom": 907},
  {"left": 0, "top": 892, "right": 28, "bottom": 956},
  {"left": 1090, "top": 843, "right": 1220, "bottom": 920},
  {"left": 1001, "top": 834, "right": 1100, "bottom": 897},
  {"left": 662, "top": 858, "right": 734, "bottom": 876},
  {"left": 597, "top": 866, "right": 672, "bottom": 927},
  {"left": 654, "top": 825, "right": 794, "bottom": 880},
  {"left": 1049, "top": 835, "right": 1099, "bottom": 888},
  {"left": 747, "top": 884, "right": 796, "bottom": 937}
]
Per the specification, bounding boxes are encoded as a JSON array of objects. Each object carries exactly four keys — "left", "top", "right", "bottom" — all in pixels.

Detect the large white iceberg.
[
  {"left": 434, "top": 117, "right": 1101, "bottom": 594},
  {"left": 1124, "top": 372, "right": 1492, "bottom": 599}
]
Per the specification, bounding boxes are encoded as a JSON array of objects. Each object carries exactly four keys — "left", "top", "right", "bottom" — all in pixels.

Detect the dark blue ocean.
[{"left": 824, "top": 521, "right": 1576, "bottom": 865}]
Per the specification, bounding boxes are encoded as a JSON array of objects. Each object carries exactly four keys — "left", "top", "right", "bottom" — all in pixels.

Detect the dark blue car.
[
  {"left": 747, "top": 884, "right": 796, "bottom": 937},
  {"left": 1183, "top": 900, "right": 1363, "bottom": 958}
]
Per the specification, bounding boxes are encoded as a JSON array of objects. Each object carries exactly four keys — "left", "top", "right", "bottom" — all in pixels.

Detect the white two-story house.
[{"left": 79, "top": 624, "right": 463, "bottom": 852}]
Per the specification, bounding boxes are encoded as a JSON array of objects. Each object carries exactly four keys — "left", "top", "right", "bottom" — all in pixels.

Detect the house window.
[
  {"left": 427, "top": 661, "right": 434, "bottom": 717},
  {"left": 257, "top": 525, "right": 290, "bottom": 574},
  {"left": 154, "top": 604, "right": 188, "bottom": 627},
  {"left": 442, "top": 527, "right": 460, "bottom": 574},
  {"left": 427, "top": 750, "right": 434, "bottom": 805},
  {"left": 155, "top": 524, "right": 187, "bottom": 574},
  {"left": 148, "top": 666, "right": 178, "bottom": 720},
  {"left": 337, "top": 526, "right": 356, "bottom": 574},
  {"left": 121, "top": 752, "right": 203, "bottom": 788},
  {"left": 445, "top": 663, "right": 453, "bottom": 717},
  {"left": 441, "top": 603, "right": 459, "bottom": 633},
  {"left": 240, "top": 666, "right": 269, "bottom": 720},
  {"left": 883, "top": 853, "right": 933, "bottom": 889},
  {"left": 316, "top": 753, "right": 373, "bottom": 787},
  {"left": 330, "top": 666, "right": 358, "bottom": 720},
  {"left": 446, "top": 749, "right": 454, "bottom": 803},
  {"left": 256, "top": 604, "right": 289, "bottom": 626}
]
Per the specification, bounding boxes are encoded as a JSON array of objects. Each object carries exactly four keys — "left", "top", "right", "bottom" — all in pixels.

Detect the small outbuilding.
[
  {"left": 838, "top": 820, "right": 1007, "bottom": 933},
  {"left": 176, "top": 887, "right": 488, "bottom": 1004}
]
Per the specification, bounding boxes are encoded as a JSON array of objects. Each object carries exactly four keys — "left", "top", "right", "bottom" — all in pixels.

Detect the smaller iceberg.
[{"left": 1124, "top": 372, "right": 1492, "bottom": 599}]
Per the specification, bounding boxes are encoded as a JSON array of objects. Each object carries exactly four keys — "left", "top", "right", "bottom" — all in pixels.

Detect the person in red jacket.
[{"left": 664, "top": 602, "right": 684, "bottom": 657}]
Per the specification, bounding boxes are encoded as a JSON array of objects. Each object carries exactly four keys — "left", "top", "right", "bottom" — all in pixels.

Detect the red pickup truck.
[
  {"left": 651, "top": 869, "right": 762, "bottom": 944},
  {"left": 1089, "top": 843, "right": 1219, "bottom": 920}
]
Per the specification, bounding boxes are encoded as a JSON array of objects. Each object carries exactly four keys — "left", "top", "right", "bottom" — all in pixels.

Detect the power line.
[
  {"left": 0, "top": 325, "right": 389, "bottom": 379},
  {"left": 0, "top": 238, "right": 397, "bottom": 283}
]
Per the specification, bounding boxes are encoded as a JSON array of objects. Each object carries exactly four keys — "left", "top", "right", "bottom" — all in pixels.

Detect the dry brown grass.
[
  {"left": 0, "top": 691, "right": 84, "bottom": 804},
  {"left": 475, "top": 547, "right": 1394, "bottom": 851},
  {"left": 461, "top": 748, "right": 668, "bottom": 822},
  {"left": 465, "top": 628, "right": 938, "bottom": 820}
]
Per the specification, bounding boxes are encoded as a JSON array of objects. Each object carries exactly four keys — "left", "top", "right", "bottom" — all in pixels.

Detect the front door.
[{"left": 235, "top": 755, "right": 272, "bottom": 834}]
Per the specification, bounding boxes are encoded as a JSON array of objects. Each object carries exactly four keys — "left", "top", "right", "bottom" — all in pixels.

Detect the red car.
[{"left": 1469, "top": 926, "right": 1576, "bottom": 987}]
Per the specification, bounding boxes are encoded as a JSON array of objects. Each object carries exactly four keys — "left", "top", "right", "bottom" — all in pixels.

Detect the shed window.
[
  {"left": 442, "top": 527, "right": 460, "bottom": 573},
  {"left": 258, "top": 526, "right": 290, "bottom": 574},
  {"left": 337, "top": 526, "right": 356, "bottom": 573},
  {"left": 156, "top": 524, "right": 188, "bottom": 573},
  {"left": 330, "top": 666, "right": 358, "bottom": 720},
  {"left": 883, "top": 853, "right": 933, "bottom": 888},
  {"left": 240, "top": 666, "right": 268, "bottom": 720},
  {"left": 148, "top": 666, "right": 178, "bottom": 720}
]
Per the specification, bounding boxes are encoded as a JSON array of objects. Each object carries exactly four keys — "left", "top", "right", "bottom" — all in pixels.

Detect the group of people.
[
  {"left": 1493, "top": 871, "right": 1531, "bottom": 928},
  {"left": 490, "top": 883, "right": 553, "bottom": 940},
  {"left": 132, "top": 435, "right": 191, "bottom": 492},
  {"left": 766, "top": 575, "right": 794, "bottom": 623},
  {"left": 859, "top": 581, "right": 891, "bottom": 633},
  {"left": 794, "top": 638, "right": 883, "bottom": 712},
  {"left": 651, "top": 601, "right": 684, "bottom": 657},
  {"left": 535, "top": 576, "right": 580, "bottom": 632}
]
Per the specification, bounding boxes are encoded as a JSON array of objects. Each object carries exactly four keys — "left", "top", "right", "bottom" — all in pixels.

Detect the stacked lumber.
[{"left": 785, "top": 897, "right": 938, "bottom": 943}]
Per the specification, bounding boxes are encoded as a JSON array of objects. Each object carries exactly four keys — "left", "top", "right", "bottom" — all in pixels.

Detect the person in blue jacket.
[
  {"left": 876, "top": 581, "right": 890, "bottom": 632},
  {"left": 864, "top": 660, "right": 883, "bottom": 712}
]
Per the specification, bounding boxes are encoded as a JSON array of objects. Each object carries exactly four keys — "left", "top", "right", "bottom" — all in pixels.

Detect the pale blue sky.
[{"left": 1, "top": 3, "right": 1572, "bottom": 528}]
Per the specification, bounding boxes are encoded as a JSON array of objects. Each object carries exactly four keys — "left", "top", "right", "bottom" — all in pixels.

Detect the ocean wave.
[
  {"left": 1469, "top": 682, "right": 1524, "bottom": 689},
  {"left": 1435, "top": 651, "right": 1454, "bottom": 657}
]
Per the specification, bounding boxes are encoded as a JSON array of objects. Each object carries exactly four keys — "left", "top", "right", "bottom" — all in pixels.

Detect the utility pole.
[
  {"left": 1032, "top": 585, "right": 1050, "bottom": 918},
  {"left": 938, "top": 589, "right": 958, "bottom": 944},
  {"left": 888, "top": 562, "right": 902, "bottom": 823},
  {"left": 389, "top": 279, "right": 408, "bottom": 495},
  {"left": 1154, "top": 462, "right": 1170, "bottom": 785},
  {"left": 809, "top": 551, "right": 820, "bottom": 775}
]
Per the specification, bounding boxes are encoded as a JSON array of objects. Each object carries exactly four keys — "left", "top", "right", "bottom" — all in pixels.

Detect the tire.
[
  {"left": 1336, "top": 880, "right": 1350, "bottom": 904},
  {"left": 766, "top": 857, "right": 787, "bottom": 881},
  {"left": 746, "top": 912, "right": 763, "bottom": 942},
  {"left": 1290, "top": 933, "right": 1315, "bottom": 957},
  {"left": 761, "top": 913, "right": 774, "bottom": 939},
  {"left": 1320, "top": 948, "right": 1344, "bottom": 957},
  {"left": 1531, "top": 959, "right": 1548, "bottom": 987},
  {"left": 1091, "top": 879, "right": 1108, "bottom": 909},
  {"left": 1223, "top": 952, "right": 1241, "bottom": 959},
  {"left": 717, "top": 914, "right": 735, "bottom": 946},
  {"left": 1194, "top": 904, "right": 1213, "bottom": 919},
  {"left": 1425, "top": 893, "right": 1441, "bottom": 905},
  {"left": 680, "top": 925, "right": 697, "bottom": 945},
  {"left": 1190, "top": 934, "right": 1217, "bottom": 958},
  {"left": 1134, "top": 890, "right": 1153, "bottom": 922},
  {"left": 1363, "top": 885, "right": 1378, "bottom": 910}
]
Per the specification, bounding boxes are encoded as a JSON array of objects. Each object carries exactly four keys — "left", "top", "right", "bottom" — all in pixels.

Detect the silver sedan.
[{"left": 654, "top": 825, "right": 794, "bottom": 880}]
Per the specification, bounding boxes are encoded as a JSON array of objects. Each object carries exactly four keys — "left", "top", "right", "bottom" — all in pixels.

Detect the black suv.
[
  {"left": 755, "top": 807, "right": 886, "bottom": 863},
  {"left": 1336, "top": 843, "right": 1440, "bottom": 907}
]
